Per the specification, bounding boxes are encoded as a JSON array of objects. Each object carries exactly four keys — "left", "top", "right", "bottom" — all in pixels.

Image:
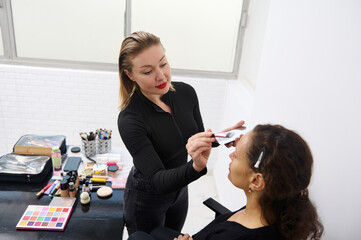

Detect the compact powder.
[
  {"left": 97, "top": 186, "right": 113, "bottom": 198},
  {"left": 107, "top": 165, "right": 119, "bottom": 177},
  {"left": 71, "top": 147, "right": 81, "bottom": 153}
]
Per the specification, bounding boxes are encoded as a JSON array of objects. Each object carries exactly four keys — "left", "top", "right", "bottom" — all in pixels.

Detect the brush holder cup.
[
  {"left": 81, "top": 140, "right": 96, "bottom": 157},
  {"left": 97, "top": 138, "right": 111, "bottom": 154}
]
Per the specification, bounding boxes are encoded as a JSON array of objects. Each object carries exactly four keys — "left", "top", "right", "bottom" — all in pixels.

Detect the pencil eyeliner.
[
  {"left": 49, "top": 182, "right": 61, "bottom": 197},
  {"left": 36, "top": 182, "right": 53, "bottom": 198}
]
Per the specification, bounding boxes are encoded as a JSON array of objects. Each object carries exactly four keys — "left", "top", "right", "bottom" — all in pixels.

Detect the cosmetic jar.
[
  {"left": 107, "top": 165, "right": 119, "bottom": 177},
  {"left": 69, "top": 182, "right": 75, "bottom": 198},
  {"left": 60, "top": 180, "right": 69, "bottom": 197}
]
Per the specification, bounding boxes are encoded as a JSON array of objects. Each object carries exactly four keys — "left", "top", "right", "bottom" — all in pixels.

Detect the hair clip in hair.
[
  {"left": 300, "top": 189, "right": 308, "bottom": 196},
  {"left": 254, "top": 146, "right": 266, "bottom": 168}
]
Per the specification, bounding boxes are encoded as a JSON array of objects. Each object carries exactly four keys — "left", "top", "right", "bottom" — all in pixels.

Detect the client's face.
[{"left": 228, "top": 131, "right": 254, "bottom": 190}]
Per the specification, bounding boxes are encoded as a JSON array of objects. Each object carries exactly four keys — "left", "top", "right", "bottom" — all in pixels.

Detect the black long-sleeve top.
[
  {"left": 118, "top": 82, "right": 207, "bottom": 194},
  {"left": 193, "top": 208, "right": 284, "bottom": 240}
]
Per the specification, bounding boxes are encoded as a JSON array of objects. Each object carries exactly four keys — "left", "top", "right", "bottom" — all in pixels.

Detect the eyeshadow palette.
[{"left": 16, "top": 205, "right": 72, "bottom": 231}]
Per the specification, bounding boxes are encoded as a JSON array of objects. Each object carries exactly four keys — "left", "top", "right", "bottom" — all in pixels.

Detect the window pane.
[
  {"left": 11, "top": 0, "right": 125, "bottom": 63},
  {"left": 132, "top": 0, "right": 244, "bottom": 72},
  {"left": 0, "top": 26, "right": 3, "bottom": 56}
]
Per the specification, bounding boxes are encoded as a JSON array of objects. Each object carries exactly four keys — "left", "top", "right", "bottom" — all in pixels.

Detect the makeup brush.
[
  {"left": 36, "top": 182, "right": 53, "bottom": 198},
  {"left": 214, "top": 132, "right": 234, "bottom": 138}
]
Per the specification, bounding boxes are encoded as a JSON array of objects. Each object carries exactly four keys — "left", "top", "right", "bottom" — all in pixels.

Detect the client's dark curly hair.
[{"left": 247, "top": 124, "right": 324, "bottom": 240}]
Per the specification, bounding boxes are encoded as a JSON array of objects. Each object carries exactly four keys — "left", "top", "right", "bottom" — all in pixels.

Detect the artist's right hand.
[{"left": 186, "top": 129, "right": 215, "bottom": 172}]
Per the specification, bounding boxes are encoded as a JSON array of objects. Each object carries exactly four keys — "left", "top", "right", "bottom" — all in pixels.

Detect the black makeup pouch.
[
  {"left": 13, "top": 135, "right": 66, "bottom": 157},
  {"left": 0, "top": 153, "right": 52, "bottom": 182}
]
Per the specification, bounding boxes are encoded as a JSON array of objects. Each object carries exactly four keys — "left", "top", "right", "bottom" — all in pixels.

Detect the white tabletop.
[{"left": 52, "top": 146, "right": 133, "bottom": 181}]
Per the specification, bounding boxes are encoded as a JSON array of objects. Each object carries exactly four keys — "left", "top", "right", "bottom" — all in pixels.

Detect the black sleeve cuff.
[{"left": 188, "top": 159, "right": 207, "bottom": 177}]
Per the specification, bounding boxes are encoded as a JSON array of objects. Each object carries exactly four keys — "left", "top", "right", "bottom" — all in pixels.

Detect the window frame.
[{"left": 0, "top": 0, "right": 249, "bottom": 79}]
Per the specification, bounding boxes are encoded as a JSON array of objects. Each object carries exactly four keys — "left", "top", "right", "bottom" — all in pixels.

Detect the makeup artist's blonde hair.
[{"left": 118, "top": 31, "right": 174, "bottom": 110}]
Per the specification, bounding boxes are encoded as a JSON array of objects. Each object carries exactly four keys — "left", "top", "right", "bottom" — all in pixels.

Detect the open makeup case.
[{"left": 0, "top": 135, "right": 66, "bottom": 182}]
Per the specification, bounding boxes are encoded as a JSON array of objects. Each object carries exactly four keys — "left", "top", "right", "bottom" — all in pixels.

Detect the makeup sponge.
[
  {"left": 80, "top": 192, "right": 91, "bottom": 204},
  {"left": 97, "top": 186, "right": 113, "bottom": 197}
]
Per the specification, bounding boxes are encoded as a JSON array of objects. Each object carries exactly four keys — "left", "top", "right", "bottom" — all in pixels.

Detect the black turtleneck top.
[{"left": 118, "top": 82, "right": 207, "bottom": 193}]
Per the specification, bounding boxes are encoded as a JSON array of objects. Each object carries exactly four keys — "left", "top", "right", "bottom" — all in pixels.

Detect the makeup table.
[
  {"left": 0, "top": 173, "right": 125, "bottom": 239},
  {"left": 0, "top": 147, "right": 133, "bottom": 239}
]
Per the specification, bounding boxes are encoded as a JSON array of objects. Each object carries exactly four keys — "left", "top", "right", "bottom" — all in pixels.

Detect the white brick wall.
[{"left": 0, "top": 64, "right": 228, "bottom": 169}]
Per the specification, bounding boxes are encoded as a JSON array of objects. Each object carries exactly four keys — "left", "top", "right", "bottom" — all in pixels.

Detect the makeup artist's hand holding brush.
[
  {"left": 186, "top": 129, "right": 215, "bottom": 172},
  {"left": 219, "top": 120, "right": 246, "bottom": 147}
]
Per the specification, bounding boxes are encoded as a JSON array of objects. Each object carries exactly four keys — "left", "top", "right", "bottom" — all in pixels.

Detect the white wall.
[
  {"left": 213, "top": 0, "right": 269, "bottom": 211},
  {"left": 238, "top": 0, "right": 270, "bottom": 88},
  {"left": 0, "top": 65, "right": 121, "bottom": 154},
  {"left": 0, "top": 65, "right": 227, "bottom": 170},
  {"left": 215, "top": 0, "right": 361, "bottom": 239},
  {"left": 213, "top": 80, "right": 254, "bottom": 208},
  {"left": 253, "top": 1, "right": 361, "bottom": 239}
]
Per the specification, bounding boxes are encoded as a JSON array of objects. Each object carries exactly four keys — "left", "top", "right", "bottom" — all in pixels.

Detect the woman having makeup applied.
[
  {"left": 128, "top": 124, "right": 324, "bottom": 240},
  {"left": 117, "top": 31, "right": 244, "bottom": 235}
]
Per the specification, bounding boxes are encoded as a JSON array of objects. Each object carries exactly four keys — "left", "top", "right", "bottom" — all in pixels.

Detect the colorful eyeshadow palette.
[{"left": 16, "top": 205, "right": 72, "bottom": 231}]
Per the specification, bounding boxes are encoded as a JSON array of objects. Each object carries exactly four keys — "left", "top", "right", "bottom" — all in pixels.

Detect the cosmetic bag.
[
  {"left": 13, "top": 134, "right": 66, "bottom": 157},
  {"left": 0, "top": 153, "right": 52, "bottom": 182}
]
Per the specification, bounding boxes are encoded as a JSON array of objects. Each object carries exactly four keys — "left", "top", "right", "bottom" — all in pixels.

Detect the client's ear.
[{"left": 249, "top": 173, "right": 265, "bottom": 192}]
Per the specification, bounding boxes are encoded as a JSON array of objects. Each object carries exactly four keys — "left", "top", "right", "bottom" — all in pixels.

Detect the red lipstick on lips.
[{"left": 156, "top": 82, "right": 167, "bottom": 89}]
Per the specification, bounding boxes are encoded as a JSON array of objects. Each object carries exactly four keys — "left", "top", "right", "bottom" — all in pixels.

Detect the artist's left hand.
[
  {"left": 174, "top": 233, "right": 193, "bottom": 240},
  {"left": 221, "top": 120, "right": 246, "bottom": 148}
]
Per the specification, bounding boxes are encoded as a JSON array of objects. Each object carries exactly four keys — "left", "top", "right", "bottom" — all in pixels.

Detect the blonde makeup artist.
[{"left": 117, "top": 31, "right": 244, "bottom": 235}]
